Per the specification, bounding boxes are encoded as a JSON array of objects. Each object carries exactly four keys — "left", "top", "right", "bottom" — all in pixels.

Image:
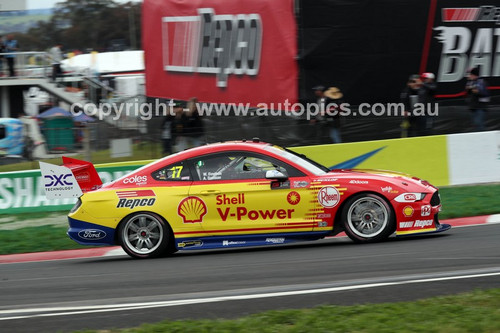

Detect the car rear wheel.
[
  {"left": 118, "top": 212, "right": 171, "bottom": 259},
  {"left": 342, "top": 193, "right": 395, "bottom": 243}
]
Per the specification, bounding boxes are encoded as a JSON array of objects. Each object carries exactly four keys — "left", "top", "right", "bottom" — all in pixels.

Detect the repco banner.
[
  {"left": 421, "top": 0, "right": 500, "bottom": 98},
  {"left": 143, "top": 0, "right": 298, "bottom": 107}
]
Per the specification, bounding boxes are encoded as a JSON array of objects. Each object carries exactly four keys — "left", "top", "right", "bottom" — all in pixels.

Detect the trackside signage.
[
  {"left": 143, "top": 0, "right": 298, "bottom": 106},
  {"left": 0, "top": 165, "right": 144, "bottom": 214}
]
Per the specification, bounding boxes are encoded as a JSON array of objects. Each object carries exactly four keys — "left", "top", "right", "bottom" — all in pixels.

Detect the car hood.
[{"left": 324, "top": 168, "right": 436, "bottom": 192}]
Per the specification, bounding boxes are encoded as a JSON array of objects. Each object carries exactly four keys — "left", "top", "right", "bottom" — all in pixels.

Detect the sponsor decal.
[
  {"left": 414, "top": 219, "right": 433, "bottom": 228},
  {"left": 75, "top": 173, "right": 90, "bottom": 182},
  {"left": 287, "top": 191, "right": 301, "bottom": 205},
  {"left": 217, "top": 206, "right": 294, "bottom": 221},
  {"left": 399, "top": 219, "right": 433, "bottom": 229},
  {"left": 266, "top": 237, "right": 285, "bottom": 244},
  {"left": 178, "top": 240, "right": 203, "bottom": 248},
  {"left": 162, "top": 8, "right": 262, "bottom": 88},
  {"left": 271, "top": 180, "right": 290, "bottom": 190},
  {"left": 381, "top": 186, "right": 398, "bottom": 194},
  {"left": 421, "top": 204, "right": 431, "bottom": 217},
  {"left": 216, "top": 193, "right": 245, "bottom": 205},
  {"left": 317, "top": 186, "right": 340, "bottom": 208},
  {"left": 349, "top": 180, "right": 368, "bottom": 184},
  {"left": 292, "top": 180, "right": 309, "bottom": 188},
  {"left": 78, "top": 229, "right": 107, "bottom": 240},
  {"left": 399, "top": 221, "right": 414, "bottom": 228},
  {"left": 318, "top": 221, "right": 328, "bottom": 227},
  {"left": 117, "top": 198, "right": 156, "bottom": 209},
  {"left": 403, "top": 206, "right": 414, "bottom": 217},
  {"left": 44, "top": 174, "right": 73, "bottom": 187},
  {"left": 216, "top": 192, "right": 295, "bottom": 221},
  {"left": 394, "top": 193, "right": 421, "bottom": 203},
  {"left": 122, "top": 175, "right": 148, "bottom": 185},
  {"left": 178, "top": 196, "right": 207, "bottom": 223},
  {"left": 316, "top": 177, "right": 338, "bottom": 182},
  {"left": 116, "top": 190, "right": 156, "bottom": 209},
  {"left": 317, "top": 213, "right": 332, "bottom": 219},
  {"left": 223, "top": 240, "right": 246, "bottom": 246}
]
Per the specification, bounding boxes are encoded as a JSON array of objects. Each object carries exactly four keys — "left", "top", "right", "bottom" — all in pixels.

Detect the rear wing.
[{"left": 39, "top": 157, "right": 102, "bottom": 199}]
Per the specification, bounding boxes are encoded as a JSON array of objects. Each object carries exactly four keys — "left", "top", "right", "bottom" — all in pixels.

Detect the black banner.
[{"left": 297, "top": 0, "right": 500, "bottom": 105}]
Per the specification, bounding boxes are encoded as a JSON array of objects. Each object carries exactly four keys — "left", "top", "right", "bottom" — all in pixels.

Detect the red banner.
[{"left": 143, "top": 0, "right": 298, "bottom": 107}]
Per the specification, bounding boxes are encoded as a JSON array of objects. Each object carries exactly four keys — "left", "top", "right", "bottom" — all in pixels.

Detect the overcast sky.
[{"left": 26, "top": 0, "right": 141, "bottom": 10}]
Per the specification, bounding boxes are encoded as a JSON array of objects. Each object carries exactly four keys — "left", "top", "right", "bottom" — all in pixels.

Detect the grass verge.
[
  {"left": 0, "top": 183, "right": 499, "bottom": 255},
  {"left": 73, "top": 288, "right": 500, "bottom": 333}
]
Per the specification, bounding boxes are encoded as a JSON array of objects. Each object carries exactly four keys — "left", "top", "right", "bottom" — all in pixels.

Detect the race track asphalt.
[{"left": 1, "top": 223, "right": 499, "bottom": 333}]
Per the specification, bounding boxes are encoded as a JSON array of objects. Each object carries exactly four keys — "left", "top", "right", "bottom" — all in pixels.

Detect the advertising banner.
[
  {"left": 143, "top": 0, "right": 298, "bottom": 107},
  {"left": 422, "top": 0, "right": 500, "bottom": 98},
  {"left": 298, "top": 0, "right": 500, "bottom": 104}
]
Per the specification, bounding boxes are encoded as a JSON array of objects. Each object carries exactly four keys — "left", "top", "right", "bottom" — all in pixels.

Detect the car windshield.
[{"left": 263, "top": 145, "right": 329, "bottom": 175}]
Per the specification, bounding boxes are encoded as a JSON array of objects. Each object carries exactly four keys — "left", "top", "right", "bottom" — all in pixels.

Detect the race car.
[{"left": 40, "top": 140, "right": 450, "bottom": 259}]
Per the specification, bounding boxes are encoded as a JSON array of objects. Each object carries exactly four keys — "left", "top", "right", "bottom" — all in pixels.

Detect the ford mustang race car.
[{"left": 40, "top": 141, "right": 450, "bottom": 259}]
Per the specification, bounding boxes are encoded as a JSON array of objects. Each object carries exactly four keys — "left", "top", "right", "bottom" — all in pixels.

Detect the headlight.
[
  {"left": 70, "top": 198, "right": 82, "bottom": 214},
  {"left": 394, "top": 193, "right": 426, "bottom": 203}
]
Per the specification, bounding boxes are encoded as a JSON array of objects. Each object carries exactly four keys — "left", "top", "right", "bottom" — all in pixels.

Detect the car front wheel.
[
  {"left": 118, "top": 212, "right": 171, "bottom": 259},
  {"left": 342, "top": 193, "right": 395, "bottom": 243}
]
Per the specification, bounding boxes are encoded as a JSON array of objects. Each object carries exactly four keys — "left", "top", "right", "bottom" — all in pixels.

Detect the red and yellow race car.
[{"left": 40, "top": 141, "right": 450, "bottom": 259}]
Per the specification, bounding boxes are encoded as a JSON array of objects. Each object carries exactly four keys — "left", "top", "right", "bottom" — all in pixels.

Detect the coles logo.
[
  {"left": 317, "top": 186, "right": 340, "bottom": 208},
  {"left": 403, "top": 206, "right": 414, "bottom": 217},
  {"left": 178, "top": 196, "right": 207, "bottom": 223},
  {"left": 123, "top": 175, "right": 148, "bottom": 185},
  {"left": 287, "top": 191, "right": 301, "bottom": 205}
]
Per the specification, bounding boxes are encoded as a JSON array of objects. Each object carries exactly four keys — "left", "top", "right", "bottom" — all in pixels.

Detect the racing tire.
[
  {"left": 118, "top": 212, "right": 172, "bottom": 259},
  {"left": 341, "top": 193, "right": 395, "bottom": 243}
]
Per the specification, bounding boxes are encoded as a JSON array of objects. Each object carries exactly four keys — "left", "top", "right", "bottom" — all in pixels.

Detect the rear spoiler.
[{"left": 39, "top": 157, "right": 102, "bottom": 199}]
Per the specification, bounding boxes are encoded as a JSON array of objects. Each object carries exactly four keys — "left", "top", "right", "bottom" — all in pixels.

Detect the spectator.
[
  {"left": 311, "top": 85, "right": 327, "bottom": 143},
  {"left": 160, "top": 107, "right": 174, "bottom": 155},
  {"left": 401, "top": 74, "right": 422, "bottom": 137},
  {"left": 4, "top": 34, "right": 19, "bottom": 77},
  {"left": 185, "top": 97, "right": 205, "bottom": 147},
  {"left": 48, "top": 43, "right": 64, "bottom": 82},
  {"left": 171, "top": 102, "right": 189, "bottom": 152},
  {"left": 419, "top": 72, "right": 437, "bottom": 135},
  {"left": 323, "top": 87, "right": 343, "bottom": 143},
  {"left": 465, "top": 67, "right": 489, "bottom": 132}
]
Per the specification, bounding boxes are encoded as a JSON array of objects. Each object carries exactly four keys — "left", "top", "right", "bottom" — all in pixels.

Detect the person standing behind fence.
[
  {"left": 419, "top": 72, "right": 437, "bottom": 135},
  {"left": 401, "top": 74, "right": 422, "bottom": 137},
  {"left": 465, "top": 67, "right": 489, "bottom": 132},
  {"left": 186, "top": 97, "right": 205, "bottom": 147},
  {"left": 323, "top": 87, "right": 343, "bottom": 143},
  {"left": 4, "top": 34, "right": 19, "bottom": 77},
  {"left": 49, "top": 43, "right": 64, "bottom": 82}
]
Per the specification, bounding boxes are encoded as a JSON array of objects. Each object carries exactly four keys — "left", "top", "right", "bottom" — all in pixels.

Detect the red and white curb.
[{"left": 1, "top": 214, "right": 499, "bottom": 264}]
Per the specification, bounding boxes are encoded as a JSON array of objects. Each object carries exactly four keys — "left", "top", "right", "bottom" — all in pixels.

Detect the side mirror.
[{"left": 265, "top": 170, "right": 288, "bottom": 181}]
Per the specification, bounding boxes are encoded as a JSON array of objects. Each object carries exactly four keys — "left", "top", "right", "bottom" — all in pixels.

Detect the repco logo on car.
[
  {"left": 123, "top": 175, "right": 148, "bottom": 185},
  {"left": 117, "top": 198, "right": 156, "bottom": 209},
  {"left": 317, "top": 186, "right": 340, "bottom": 208}
]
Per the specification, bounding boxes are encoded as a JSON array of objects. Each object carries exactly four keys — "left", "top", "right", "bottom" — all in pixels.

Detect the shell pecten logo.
[{"left": 178, "top": 196, "right": 207, "bottom": 223}]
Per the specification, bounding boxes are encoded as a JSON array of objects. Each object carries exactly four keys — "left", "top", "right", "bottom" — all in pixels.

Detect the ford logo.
[{"left": 78, "top": 229, "right": 107, "bottom": 240}]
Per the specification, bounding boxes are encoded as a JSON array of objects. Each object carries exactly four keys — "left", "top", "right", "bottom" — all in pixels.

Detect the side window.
[
  {"left": 193, "top": 154, "right": 294, "bottom": 181},
  {"left": 152, "top": 162, "right": 191, "bottom": 181}
]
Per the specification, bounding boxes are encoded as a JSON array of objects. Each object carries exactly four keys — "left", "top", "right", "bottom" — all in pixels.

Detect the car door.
[{"left": 186, "top": 151, "right": 316, "bottom": 238}]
